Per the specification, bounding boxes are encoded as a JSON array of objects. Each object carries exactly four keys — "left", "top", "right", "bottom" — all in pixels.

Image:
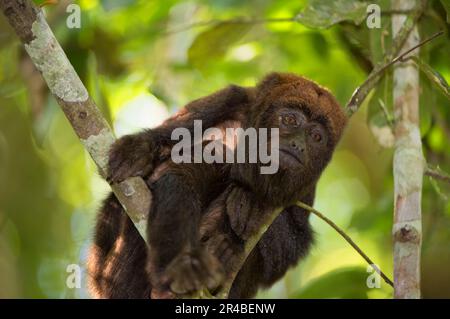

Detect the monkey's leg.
[
  {"left": 147, "top": 163, "right": 225, "bottom": 296},
  {"left": 87, "top": 193, "right": 151, "bottom": 298}
]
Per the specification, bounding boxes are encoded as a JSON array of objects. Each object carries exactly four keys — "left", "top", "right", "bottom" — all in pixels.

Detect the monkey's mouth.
[{"left": 279, "top": 147, "right": 304, "bottom": 166}]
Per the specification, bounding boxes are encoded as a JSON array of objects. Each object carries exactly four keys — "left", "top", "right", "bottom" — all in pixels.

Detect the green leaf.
[
  {"left": 440, "top": 0, "right": 450, "bottom": 23},
  {"left": 412, "top": 56, "right": 450, "bottom": 101},
  {"left": 292, "top": 267, "right": 371, "bottom": 298},
  {"left": 295, "top": 0, "right": 369, "bottom": 29},
  {"left": 188, "top": 22, "right": 252, "bottom": 67}
]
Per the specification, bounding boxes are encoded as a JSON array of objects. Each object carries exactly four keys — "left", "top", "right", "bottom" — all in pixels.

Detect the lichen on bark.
[{"left": 24, "top": 11, "right": 88, "bottom": 103}]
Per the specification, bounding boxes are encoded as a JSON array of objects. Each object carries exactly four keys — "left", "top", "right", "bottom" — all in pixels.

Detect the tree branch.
[
  {"left": 0, "top": 0, "right": 151, "bottom": 241},
  {"left": 215, "top": 206, "right": 286, "bottom": 298}
]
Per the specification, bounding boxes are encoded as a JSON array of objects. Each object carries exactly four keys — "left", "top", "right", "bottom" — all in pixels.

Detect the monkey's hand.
[
  {"left": 107, "top": 131, "right": 157, "bottom": 183},
  {"left": 162, "top": 248, "right": 224, "bottom": 295},
  {"left": 225, "top": 185, "right": 269, "bottom": 240},
  {"left": 200, "top": 195, "right": 244, "bottom": 270}
]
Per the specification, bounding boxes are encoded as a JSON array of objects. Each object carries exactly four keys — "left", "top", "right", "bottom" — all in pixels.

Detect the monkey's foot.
[
  {"left": 107, "top": 132, "right": 156, "bottom": 183},
  {"left": 163, "top": 249, "right": 223, "bottom": 295}
]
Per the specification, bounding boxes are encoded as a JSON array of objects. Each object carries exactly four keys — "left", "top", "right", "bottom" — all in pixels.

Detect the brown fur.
[{"left": 88, "top": 73, "right": 347, "bottom": 298}]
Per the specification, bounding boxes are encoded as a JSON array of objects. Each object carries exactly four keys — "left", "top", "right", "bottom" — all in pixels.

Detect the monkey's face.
[
  {"left": 250, "top": 73, "right": 346, "bottom": 180},
  {"left": 278, "top": 109, "right": 329, "bottom": 171},
  {"left": 231, "top": 73, "right": 346, "bottom": 204},
  {"left": 262, "top": 99, "right": 334, "bottom": 179}
]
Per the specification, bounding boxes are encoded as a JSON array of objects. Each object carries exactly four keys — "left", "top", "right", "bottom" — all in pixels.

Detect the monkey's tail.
[{"left": 87, "top": 193, "right": 151, "bottom": 298}]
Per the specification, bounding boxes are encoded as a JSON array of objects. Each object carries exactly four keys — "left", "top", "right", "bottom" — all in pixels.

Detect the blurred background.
[{"left": 0, "top": 0, "right": 449, "bottom": 298}]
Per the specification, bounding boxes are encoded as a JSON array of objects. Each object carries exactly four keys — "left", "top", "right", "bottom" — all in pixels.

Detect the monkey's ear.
[
  {"left": 257, "top": 72, "right": 301, "bottom": 92},
  {"left": 257, "top": 73, "right": 285, "bottom": 91}
]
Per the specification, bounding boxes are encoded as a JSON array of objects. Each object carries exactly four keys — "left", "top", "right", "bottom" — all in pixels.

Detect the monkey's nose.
[{"left": 290, "top": 140, "right": 304, "bottom": 153}]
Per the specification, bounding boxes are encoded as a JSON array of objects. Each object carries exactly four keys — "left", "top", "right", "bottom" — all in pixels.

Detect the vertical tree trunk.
[{"left": 391, "top": 0, "right": 424, "bottom": 299}]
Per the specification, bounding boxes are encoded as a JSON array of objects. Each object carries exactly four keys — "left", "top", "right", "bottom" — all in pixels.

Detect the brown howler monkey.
[{"left": 87, "top": 72, "right": 347, "bottom": 299}]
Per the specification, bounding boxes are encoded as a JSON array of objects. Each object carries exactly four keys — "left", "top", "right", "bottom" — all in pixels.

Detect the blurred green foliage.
[{"left": 1, "top": 0, "right": 449, "bottom": 298}]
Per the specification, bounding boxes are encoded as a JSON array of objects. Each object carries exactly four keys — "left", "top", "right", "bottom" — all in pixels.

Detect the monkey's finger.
[
  {"left": 107, "top": 158, "right": 134, "bottom": 183},
  {"left": 216, "top": 237, "right": 233, "bottom": 263},
  {"left": 225, "top": 188, "right": 241, "bottom": 227},
  {"left": 237, "top": 198, "right": 253, "bottom": 236},
  {"left": 191, "top": 256, "right": 216, "bottom": 290},
  {"left": 197, "top": 251, "right": 223, "bottom": 290},
  {"left": 107, "top": 156, "right": 128, "bottom": 180},
  {"left": 226, "top": 188, "right": 251, "bottom": 236},
  {"left": 206, "top": 234, "right": 226, "bottom": 258},
  {"left": 221, "top": 247, "right": 234, "bottom": 265},
  {"left": 205, "top": 264, "right": 223, "bottom": 291},
  {"left": 108, "top": 158, "right": 151, "bottom": 183}
]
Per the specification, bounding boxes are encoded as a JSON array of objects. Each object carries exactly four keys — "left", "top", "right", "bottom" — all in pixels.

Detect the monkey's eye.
[{"left": 280, "top": 114, "right": 298, "bottom": 127}]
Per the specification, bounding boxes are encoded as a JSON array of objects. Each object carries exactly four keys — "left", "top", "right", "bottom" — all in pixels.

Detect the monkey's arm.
[
  {"left": 201, "top": 183, "right": 273, "bottom": 275},
  {"left": 107, "top": 85, "right": 250, "bottom": 183},
  {"left": 228, "top": 204, "right": 314, "bottom": 298},
  {"left": 201, "top": 186, "right": 315, "bottom": 298}
]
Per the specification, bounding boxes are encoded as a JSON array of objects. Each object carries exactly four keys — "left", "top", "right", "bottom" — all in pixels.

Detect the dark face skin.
[
  {"left": 277, "top": 108, "right": 328, "bottom": 170},
  {"left": 269, "top": 103, "right": 330, "bottom": 175}
]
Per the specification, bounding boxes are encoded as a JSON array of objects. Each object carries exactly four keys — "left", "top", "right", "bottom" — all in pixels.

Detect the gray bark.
[{"left": 392, "top": 0, "right": 424, "bottom": 299}]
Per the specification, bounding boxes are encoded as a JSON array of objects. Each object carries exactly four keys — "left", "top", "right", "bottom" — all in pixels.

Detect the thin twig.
[
  {"left": 164, "top": 17, "right": 295, "bottom": 35},
  {"left": 425, "top": 167, "right": 450, "bottom": 184},
  {"left": 374, "top": 30, "right": 443, "bottom": 79},
  {"left": 216, "top": 200, "right": 395, "bottom": 298},
  {"left": 346, "top": 2, "right": 428, "bottom": 116},
  {"left": 163, "top": 10, "right": 415, "bottom": 35},
  {"left": 347, "top": 31, "right": 442, "bottom": 116},
  {"left": 377, "top": 98, "right": 395, "bottom": 128},
  {"left": 296, "top": 201, "right": 394, "bottom": 288}
]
